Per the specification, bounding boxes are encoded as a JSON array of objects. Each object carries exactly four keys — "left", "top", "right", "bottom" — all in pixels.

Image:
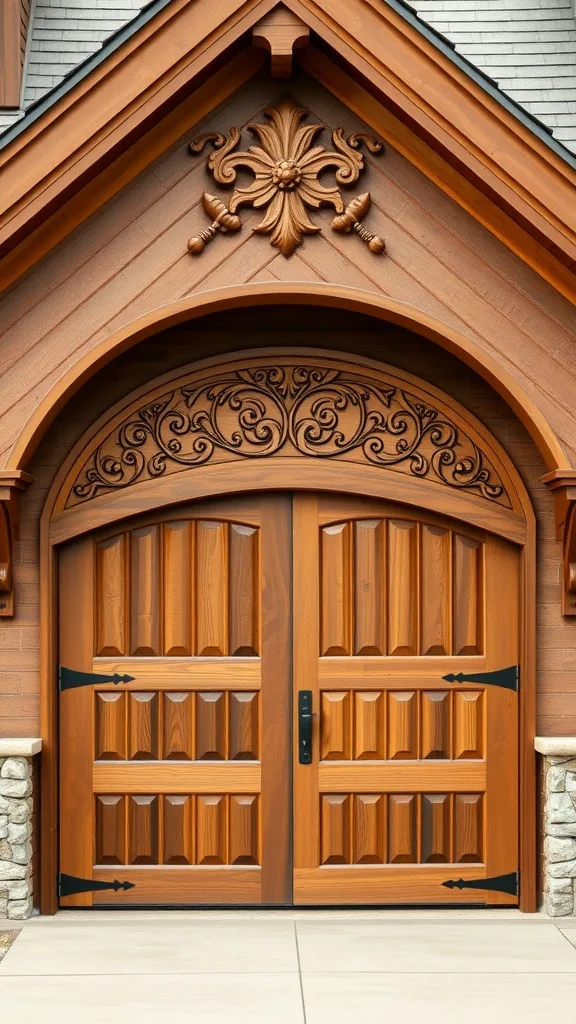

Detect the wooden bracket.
[
  {"left": 542, "top": 470, "right": 576, "bottom": 615},
  {"left": 252, "top": 6, "right": 310, "bottom": 79},
  {"left": 0, "top": 471, "right": 34, "bottom": 617}
]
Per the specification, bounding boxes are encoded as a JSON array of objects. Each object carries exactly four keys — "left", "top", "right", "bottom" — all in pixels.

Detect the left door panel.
[{"left": 59, "top": 494, "right": 291, "bottom": 907}]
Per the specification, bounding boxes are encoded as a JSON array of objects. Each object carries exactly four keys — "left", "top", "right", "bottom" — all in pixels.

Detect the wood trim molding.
[
  {"left": 0, "top": 0, "right": 24, "bottom": 107},
  {"left": 252, "top": 5, "right": 309, "bottom": 78},
  {"left": 42, "top": 349, "right": 530, "bottom": 543},
  {"left": 8, "top": 284, "right": 568, "bottom": 479},
  {"left": 0, "top": 0, "right": 574, "bottom": 300},
  {"left": 0, "top": 470, "right": 33, "bottom": 616},
  {"left": 542, "top": 469, "right": 576, "bottom": 615}
]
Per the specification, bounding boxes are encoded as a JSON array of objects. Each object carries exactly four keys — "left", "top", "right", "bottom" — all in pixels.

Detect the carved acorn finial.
[
  {"left": 331, "top": 192, "right": 385, "bottom": 255},
  {"left": 187, "top": 193, "right": 242, "bottom": 255}
]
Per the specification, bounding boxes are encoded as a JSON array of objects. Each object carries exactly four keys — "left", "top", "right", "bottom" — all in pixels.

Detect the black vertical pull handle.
[{"left": 298, "top": 690, "right": 313, "bottom": 764}]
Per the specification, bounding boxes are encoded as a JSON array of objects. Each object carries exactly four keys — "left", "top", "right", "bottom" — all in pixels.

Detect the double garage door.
[{"left": 59, "top": 492, "right": 519, "bottom": 907}]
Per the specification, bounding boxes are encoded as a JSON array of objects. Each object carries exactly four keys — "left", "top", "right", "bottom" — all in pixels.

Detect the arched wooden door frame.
[{"left": 36, "top": 342, "right": 538, "bottom": 915}]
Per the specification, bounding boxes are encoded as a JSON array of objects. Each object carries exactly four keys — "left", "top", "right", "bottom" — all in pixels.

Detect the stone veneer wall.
[
  {"left": 0, "top": 756, "right": 35, "bottom": 920},
  {"left": 542, "top": 753, "right": 576, "bottom": 916}
]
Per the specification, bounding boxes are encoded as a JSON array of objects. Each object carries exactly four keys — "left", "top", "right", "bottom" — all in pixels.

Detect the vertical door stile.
[
  {"left": 293, "top": 494, "right": 321, "bottom": 877},
  {"left": 59, "top": 536, "right": 96, "bottom": 906}
]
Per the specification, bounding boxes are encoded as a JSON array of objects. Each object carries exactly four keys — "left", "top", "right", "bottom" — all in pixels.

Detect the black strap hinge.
[
  {"left": 59, "top": 666, "right": 135, "bottom": 691},
  {"left": 58, "top": 873, "right": 135, "bottom": 898},
  {"left": 442, "top": 665, "right": 518, "bottom": 692},
  {"left": 442, "top": 871, "right": 518, "bottom": 897}
]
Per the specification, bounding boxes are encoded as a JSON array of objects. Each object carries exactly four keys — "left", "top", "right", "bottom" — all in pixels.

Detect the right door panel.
[{"left": 293, "top": 494, "right": 519, "bottom": 905}]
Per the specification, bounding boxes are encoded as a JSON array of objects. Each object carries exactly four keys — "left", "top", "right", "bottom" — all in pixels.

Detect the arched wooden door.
[{"left": 59, "top": 492, "right": 519, "bottom": 907}]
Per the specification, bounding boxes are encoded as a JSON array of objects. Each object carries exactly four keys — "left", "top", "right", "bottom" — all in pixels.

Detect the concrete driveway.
[{"left": 1, "top": 910, "right": 576, "bottom": 1022}]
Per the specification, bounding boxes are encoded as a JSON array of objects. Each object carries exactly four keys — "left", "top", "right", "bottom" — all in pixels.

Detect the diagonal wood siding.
[{"left": 0, "top": 72, "right": 575, "bottom": 471}]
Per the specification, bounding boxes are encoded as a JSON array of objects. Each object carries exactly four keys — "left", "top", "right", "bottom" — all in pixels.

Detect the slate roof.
[{"left": 0, "top": 0, "right": 575, "bottom": 154}]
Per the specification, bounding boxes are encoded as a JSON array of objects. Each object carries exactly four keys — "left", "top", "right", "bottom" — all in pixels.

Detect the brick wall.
[{"left": 0, "top": 307, "right": 572, "bottom": 737}]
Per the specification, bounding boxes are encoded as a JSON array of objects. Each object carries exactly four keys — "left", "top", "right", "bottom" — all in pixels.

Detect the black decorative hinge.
[
  {"left": 442, "top": 872, "right": 518, "bottom": 897},
  {"left": 59, "top": 666, "right": 135, "bottom": 691},
  {"left": 442, "top": 665, "right": 518, "bottom": 692},
  {"left": 58, "top": 873, "right": 135, "bottom": 898}
]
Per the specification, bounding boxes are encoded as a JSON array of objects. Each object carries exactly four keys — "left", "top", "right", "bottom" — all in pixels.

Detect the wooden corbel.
[
  {"left": 542, "top": 469, "right": 576, "bottom": 615},
  {"left": 0, "top": 471, "right": 33, "bottom": 616},
  {"left": 252, "top": 6, "right": 310, "bottom": 78}
]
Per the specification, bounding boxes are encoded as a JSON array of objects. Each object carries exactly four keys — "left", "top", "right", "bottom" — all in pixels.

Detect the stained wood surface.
[
  {"left": 1, "top": 72, "right": 575, "bottom": 480},
  {"left": 59, "top": 494, "right": 291, "bottom": 906},
  {"left": 292, "top": 493, "right": 520, "bottom": 906}
]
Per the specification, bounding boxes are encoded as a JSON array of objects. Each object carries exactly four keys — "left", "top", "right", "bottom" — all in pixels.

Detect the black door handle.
[{"left": 298, "top": 690, "right": 313, "bottom": 764}]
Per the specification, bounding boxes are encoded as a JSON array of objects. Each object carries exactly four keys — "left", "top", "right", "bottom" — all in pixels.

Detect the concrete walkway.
[{"left": 2, "top": 910, "right": 576, "bottom": 1022}]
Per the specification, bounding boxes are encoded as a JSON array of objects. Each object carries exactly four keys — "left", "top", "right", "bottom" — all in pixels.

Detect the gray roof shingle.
[{"left": 0, "top": 0, "right": 575, "bottom": 154}]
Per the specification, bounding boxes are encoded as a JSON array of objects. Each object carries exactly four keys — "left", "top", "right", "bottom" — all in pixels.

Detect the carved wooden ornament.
[
  {"left": 68, "top": 362, "right": 509, "bottom": 509},
  {"left": 188, "top": 99, "right": 385, "bottom": 257}
]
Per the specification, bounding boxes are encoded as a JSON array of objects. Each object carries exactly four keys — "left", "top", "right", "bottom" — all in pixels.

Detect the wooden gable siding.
[
  {"left": 0, "top": 72, "right": 575, "bottom": 475},
  {"left": 0, "top": 314, "right": 568, "bottom": 739}
]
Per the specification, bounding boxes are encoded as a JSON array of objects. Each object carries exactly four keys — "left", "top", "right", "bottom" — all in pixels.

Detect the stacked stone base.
[
  {"left": 542, "top": 753, "right": 576, "bottom": 916},
  {"left": 0, "top": 757, "right": 34, "bottom": 921}
]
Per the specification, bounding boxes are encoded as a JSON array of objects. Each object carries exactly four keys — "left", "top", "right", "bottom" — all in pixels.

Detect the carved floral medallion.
[
  {"left": 188, "top": 99, "right": 385, "bottom": 257},
  {"left": 69, "top": 364, "right": 508, "bottom": 508}
]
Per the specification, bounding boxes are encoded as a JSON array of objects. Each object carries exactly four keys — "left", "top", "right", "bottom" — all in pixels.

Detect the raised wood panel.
[
  {"left": 95, "top": 535, "right": 126, "bottom": 656},
  {"left": 196, "top": 521, "right": 228, "bottom": 656},
  {"left": 228, "top": 691, "right": 259, "bottom": 760},
  {"left": 387, "top": 520, "right": 418, "bottom": 655},
  {"left": 163, "top": 692, "right": 194, "bottom": 761},
  {"left": 454, "top": 794, "right": 484, "bottom": 863},
  {"left": 453, "top": 691, "right": 483, "bottom": 759},
  {"left": 453, "top": 534, "right": 483, "bottom": 655},
  {"left": 421, "top": 794, "right": 450, "bottom": 863},
  {"left": 163, "top": 521, "right": 193, "bottom": 656},
  {"left": 229, "top": 524, "right": 259, "bottom": 656},
  {"left": 196, "top": 794, "right": 227, "bottom": 865},
  {"left": 196, "top": 691, "right": 226, "bottom": 761},
  {"left": 354, "top": 691, "right": 385, "bottom": 760},
  {"left": 229, "top": 794, "right": 259, "bottom": 865},
  {"left": 321, "top": 523, "right": 351, "bottom": 655},
  {"left": 130, "top": 525, "right": 161, "bottom": 656},
  {"left": 354, "top": 794, "right": 385, "bottom": 864},
  {"left": 320, "top": 691, "right": 351, "bottom": 760},
  {"left": 128, "top": 795, "right": 159, "bottom": 864},
  {"left": 354, "top": 519, "right": 385, "bottom": 655},
  {"left": 321, "top": 794, "right": 351, "bottom": 865},
  {"left": 95, "top": 795, "right": 126, "bottom": 865},
  {"left": 163, "top": 795, "right": 194, "bottom": 865},
  {"left": 420, "top": 691, "right": 450, "bottom": 759},
  {"left": 128, "top": 692, "right": 159, "bottom": 761},
  {"left": 388, "top": 794, "right": 416, "bottom": 864},
  {"left": 388, "top": 691, "right": 418, "bottom": 760},
  {"left": 421, "top": 525, "right": 451, "bottom": 656},
  {"left": 95, "top": 693, "right": 126, "bottom": 760}
]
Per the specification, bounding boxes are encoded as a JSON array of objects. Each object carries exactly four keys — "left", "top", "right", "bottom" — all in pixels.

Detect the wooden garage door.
[
  {"left": 292, "top": 494, "right": 519, "bottom": 905},
  {"left": 58, "top": 495, "right": 291, "bottom": 906}
]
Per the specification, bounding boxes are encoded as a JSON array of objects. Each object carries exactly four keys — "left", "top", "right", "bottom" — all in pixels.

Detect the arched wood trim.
[
  {"left": 8, "top": 283, "right": 567, "bottom": 475},
  {"left": 44, "top": 348, "right": 531, "bottom": 543}
]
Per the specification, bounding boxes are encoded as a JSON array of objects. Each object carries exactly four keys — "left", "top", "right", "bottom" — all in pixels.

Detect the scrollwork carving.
[
  {"left": 188, "top": 99, "right": 385, "bottom": 257},
  {"left": 70, "top": 365, "right": 508, "bottom": 508}
]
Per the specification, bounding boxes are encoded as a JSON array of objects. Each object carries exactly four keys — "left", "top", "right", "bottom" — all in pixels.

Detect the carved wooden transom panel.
[{"left": 66, "top": 356, "right": 511, "bottom": 510}]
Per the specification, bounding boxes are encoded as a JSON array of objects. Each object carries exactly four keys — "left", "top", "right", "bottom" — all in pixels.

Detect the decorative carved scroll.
[
  {"left": 542, "top": 470, "right": 576, "bottom": 615},
  {"left": 69, "top": 364, "right": 508, "bottom": 509},
  {"left": 0, "top": 471, "right": 33, "bottom": 616},
  {"left": 188, "top": 99, "right": 385, "bottom": 257}
]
